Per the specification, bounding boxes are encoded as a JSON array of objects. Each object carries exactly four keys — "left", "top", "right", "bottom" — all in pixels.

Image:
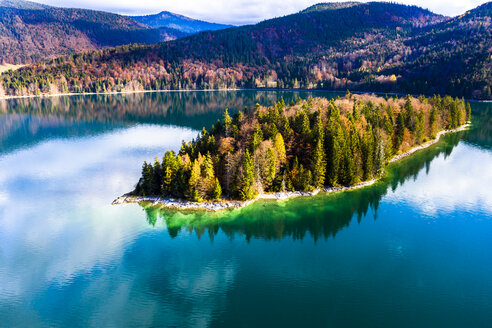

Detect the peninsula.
[{"left": 114, "top": 93, "right": 470, "bottom": 211}]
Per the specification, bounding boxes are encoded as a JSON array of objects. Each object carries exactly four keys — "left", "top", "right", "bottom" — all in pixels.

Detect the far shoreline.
[
  {"left": 112, "top": 123, "right": 471, "bottom": 212},
  {"left": 0, "top": 88, "right": 489, "bottom": 102}
]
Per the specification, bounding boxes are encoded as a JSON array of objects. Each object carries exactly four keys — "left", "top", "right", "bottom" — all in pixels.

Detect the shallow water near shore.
[{"left": 0, "top": 91, "right": 491, "bottom": 327}]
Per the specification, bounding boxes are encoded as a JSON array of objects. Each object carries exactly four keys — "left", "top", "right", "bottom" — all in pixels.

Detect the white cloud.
[{"left": 34, "top": 0, "right": 489, "bottom": 25}]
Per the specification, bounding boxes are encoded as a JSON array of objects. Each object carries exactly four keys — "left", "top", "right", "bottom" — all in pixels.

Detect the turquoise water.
[{"left": 0, "top": 91, "right": 491, "bottom": 327}]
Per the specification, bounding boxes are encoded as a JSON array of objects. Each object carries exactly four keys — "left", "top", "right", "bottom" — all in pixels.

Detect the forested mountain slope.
[
  {"left": 0, "top": 0, "right": 48, "bottom": 9},
  {"left": 1, "top": 2, "right": 490, "bottom": 99},
  {"left": 0, "top": 6, "right": 167, "bottom": 64},
  {"left": 0, "top": 1, "right": 204, "bottom": 64}
]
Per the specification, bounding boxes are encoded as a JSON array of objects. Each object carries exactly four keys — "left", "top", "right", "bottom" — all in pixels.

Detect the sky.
[{"left": 35, "top": 0, "right": 489, "bottom": 25}]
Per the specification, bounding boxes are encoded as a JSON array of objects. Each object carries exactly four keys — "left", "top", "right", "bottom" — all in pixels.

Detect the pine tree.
[
  {"left": 188, "top": 159, "right": 202, "bottom": 202},
  {"left": 326, "top": 122, "right": 341, "bottom": 186},
  {"left": 279, "top": 96, "right": 285, "bottom": 110},
  {"left": 251, "top": 123, "right": 263, "bottom": 152},
  {"left": 415, "top": 110, "right": 425, "bottom": 144},
  {"left": 373, "top": 134, "right": 386, "bottom": 177},
  {"left": 340, "top": 142, "right": 356, "bottom": 186},
  {"left": 201, "top": 153, "right": 215, "bottom": 197},
  {"left": 212, "top": 178, "right": 222, "bottom": 200},
  {"left": 466, "top": 102, "right": 472, "bottom": 122},
  {"left": 353, "top": 102, "right": 360, "bottom": 121},
  {"left": 361, "top": 127, "right": 374, "bottom": 180},
  {"left": 163, "top": 166, "right": 173, "bottom": 196},
  {"left": 264, "top": 148, "right": 277, "bottom": 191},
  {"left": 404, "top": 95, "right": 416, "bottom": 132},
  {"left": 394, "top": 112, "right": 405, "bottom": 153},
  {"left": 279, "top": 113, "right": 291, "bottom": 139},
  {"left": 294, "top": 110, "right": 311, "bottom": 136},
  {"left": 141, "top": 161, "right": 154, "bottom": 196},
  {"left": 429, "top": 106, "right": 438, "bottom": 138},
  {"left": 223, "top": 108, "right": 232, "bottom": 137},
  {"left": 311, "top": 139, "right": 326, "bottom": 188},
  {"left": 238, "top": 150, "right": 257, "bottom": 200},
  {"left": 152, "top": 157, "right": 162, "bottom": 194},
  {"left": 312, "top": 110, "right": 324, "bottom": 144},
  {"left": 456, "top": 101, "right": 463, "bottom": 126}
]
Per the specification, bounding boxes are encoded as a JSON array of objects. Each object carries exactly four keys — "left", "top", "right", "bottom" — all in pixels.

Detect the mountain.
[
  {"left": 0, "top": 0, "right": 49, "bottom": 9},
  {"left": 0, "top": 7, "right": 166, "bottom": 64},
  {"left": 131, "top": 11, "right": 233, "bottom": 34},
  {"left": 0, "top": 2, "right": 195, "bottom": 64},
  {"left": 1, "top": 2, "right": 491, "bottom": 99}
]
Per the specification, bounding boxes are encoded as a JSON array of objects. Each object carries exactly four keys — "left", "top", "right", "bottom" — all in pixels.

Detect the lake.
[{"left": 0, "top": 91, "right": 491, "bottom": 327}]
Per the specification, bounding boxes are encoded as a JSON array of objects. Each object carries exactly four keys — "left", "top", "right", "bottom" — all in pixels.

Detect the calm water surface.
[{"left": 0, "top": 91, "right": 491, "bottom": 327}]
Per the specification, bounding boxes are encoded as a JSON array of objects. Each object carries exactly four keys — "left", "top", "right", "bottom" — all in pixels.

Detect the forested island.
[{"left": 115, "top": 93, "right": 470, "bottom": 210}]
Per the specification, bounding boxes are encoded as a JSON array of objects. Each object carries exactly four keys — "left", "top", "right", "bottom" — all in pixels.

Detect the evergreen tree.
[
  {"left": 238, "top": 150, "right": 257, "bottom": 200},
  {"left": 152, "top": 157, "right": 162, "bottom": 194},
  {"left": 212, "top": 178, "right": 222, "bottom": 200},
  {"left": 326, "top": 122, "right": 341, "bottom": 186},
  {"left": 404, "top": 95, "right": 416, "bottom": 132},
  {"left": 429, "top": 106, "right": 438, "bottom": 138},
  {"left": 415, "top": 110, "right": 425, "bottom": 144},
  {"left": 466, "top": 102, "right": 472, "bottom": 122},
  {"left": 294, "top": 110, "right": 311, "bottom": 136},
  {"left": 251, "top": 123, "right": 263, "bottom": 152},
  {"left": 340, "top": 141, "right": 356, "bottom": 186},
  {"left": 264, "top": 148, "right": 277, "bottom": 190},
  {"left": 312, "top": 110, "right": 324, "bottom": 144},
  {"left": 361, "top": 127, "right": 374, "bottom": 180},
  {"left": 163, "top": 166, "right": 173, "bottom": 195},
  {"left": 353, "top": 102, "right": 360, "bottom": 121},
  {"left": 223, "top": 108, "right": 232, "bottom": 137},
  {"left": 189, "top": 159, "right": 202, "bottom": 202},
  {"left": 373, "top": 135, "right": 386, "bottom": 177},
  {"left": 141, "top": 161, "right": 153, "bottom": 196},
  {"left": 311, "top": 139, "right": 326, "bottom": 188},
  {"left": 394, "top": 112, "right": 405, "bottom": 153},
  {"left": 201, "top": 153, "right": 215, "bottom": 196},
  {"left": 279, "top": 113, "right": 291, "bottom": 139}
]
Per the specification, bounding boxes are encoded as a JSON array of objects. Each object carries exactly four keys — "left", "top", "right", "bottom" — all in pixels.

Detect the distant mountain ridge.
[
  {"left": 131, "top": 11, "right": 233, "bottom": 34},
  {"left": 0, "top": 0, "right": 231, "bottom": 64},
  {"left": 0, "top": 0, "right": 49, "bottom": 9},
  {"left": 0, "top": 7, "right": 164, "bottom": 64},
  {"left": 1, "top": 1, "right": 491, "bottom": 99},
  {"left": 301, "top": 2, "right": 361, "bottom": 13}
]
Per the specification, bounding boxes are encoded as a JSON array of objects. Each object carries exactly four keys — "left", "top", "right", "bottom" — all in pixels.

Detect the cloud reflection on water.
[{"left": 385, "top": 143, "right": 492, "bottom": 217}]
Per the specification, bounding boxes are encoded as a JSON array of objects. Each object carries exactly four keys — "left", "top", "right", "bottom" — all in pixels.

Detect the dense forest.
[
  {"left": 1, "top": 2, "right": 490, "bottom": 99},
  {"left": 0, "top": 2, "right": 219, "bottom": 64},
  {"left": 133, "top": 93, "right": 470, "bottom": 202},
  {"left": 0, "top": 6, "right": 165, "bottom": 64}
]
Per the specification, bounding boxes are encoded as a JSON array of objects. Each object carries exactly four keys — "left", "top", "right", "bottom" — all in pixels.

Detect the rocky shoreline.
[
  {"left": 112, "top": 179, "right": 378, "bottom": 211},
  {"left": 112, "top": 123, "right": 470, "bottom": 212},
  {"left": 389, "top": 123, "right": 470, "bottom": 163}
]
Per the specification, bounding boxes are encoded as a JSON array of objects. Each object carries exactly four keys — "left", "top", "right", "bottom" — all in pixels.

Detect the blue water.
[{"left": 0, "top": 91, "right": 491, "bottom": 327}]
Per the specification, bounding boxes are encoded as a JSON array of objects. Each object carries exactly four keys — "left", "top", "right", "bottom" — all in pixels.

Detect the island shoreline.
[{"left": 112, "top": 123, "right": 470, "bottom": 212}]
